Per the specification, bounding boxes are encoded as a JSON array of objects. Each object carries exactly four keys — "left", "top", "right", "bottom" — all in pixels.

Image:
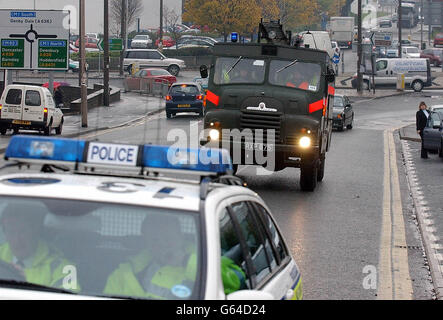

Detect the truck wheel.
[
  {"left": 166, "top": 112, "right": 172, "bottom": 119},
  {"left": 0, "top": 128, "right": 6, "bottom": 136},
  {"left": 317, "top": 156, "right": 325, "bottom": 182},
  {"left": 12, "top": 128, "right": 19, "bottom": 135},
  {"left": 300, "top": 164, "right": 318, "bottom": 192},
  {"left": 412, "top": 80, "right": 424, "bottom": 92}
]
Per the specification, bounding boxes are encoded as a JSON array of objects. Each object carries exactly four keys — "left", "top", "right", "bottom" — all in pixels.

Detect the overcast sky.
[{"left": 0, "top": 0, "right": 182, "bottom": 34}]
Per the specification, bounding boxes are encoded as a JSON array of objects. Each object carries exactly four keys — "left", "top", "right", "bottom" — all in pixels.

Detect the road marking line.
[
  {"left": 378, "top": 130, "right": 413, "bottom": 300},
  {"left": 378, "top": 130, "right": 393, "bottom": 300}
]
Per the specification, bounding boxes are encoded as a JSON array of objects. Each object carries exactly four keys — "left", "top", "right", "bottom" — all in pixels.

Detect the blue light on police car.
[
  {"left": 142, "top": 145, "right": 232, "bottom": 173},
  {"left": 231, "top": 32, "right": 238, "bottom": 43},
  {"left": 5, "top": 136, "right": 86, "bottom": 162}
]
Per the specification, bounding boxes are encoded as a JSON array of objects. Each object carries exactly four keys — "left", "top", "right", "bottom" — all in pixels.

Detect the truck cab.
[{"left": 200, "top": 21, "right": 335, "bottom": 191}]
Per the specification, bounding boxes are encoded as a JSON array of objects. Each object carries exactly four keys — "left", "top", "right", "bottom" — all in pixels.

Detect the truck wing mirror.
[
  {"left": 326, "top": 73, "right": 335, "bottom": 83},
  {"left": 200, "top": 65, "right": 208, "bottom": 79}
]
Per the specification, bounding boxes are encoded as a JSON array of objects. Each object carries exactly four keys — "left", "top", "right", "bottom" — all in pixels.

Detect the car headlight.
[
  {"left": 299, "top": 136, "right": 311, "bottom": 148},
  {"left": 209, "top": 129, "right": 220, "bottom": 141}
]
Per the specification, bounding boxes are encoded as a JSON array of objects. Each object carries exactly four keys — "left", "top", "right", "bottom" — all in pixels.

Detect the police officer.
[
  {"left": 0, "top": 203, "right": 79, "bottom": 291},
  {"left": 103, "top": 214, "right": 197, "bottom": 299}
]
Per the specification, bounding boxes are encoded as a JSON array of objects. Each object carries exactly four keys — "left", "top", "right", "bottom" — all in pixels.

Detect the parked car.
[
  {"left": 177, "top": 38, "right": 214, "bottom": 49},
  {"left": 75, "top": 37, "right": 98, "bottom": 49},
  {"left": 392, "top": 39, "right": 419, "bottom": 48},
  {"left": 392, "top": 14, "right": 398, "bottom": 23},
  {"left": 155, "top": 36, "right": 175, "bottom": 48},
  {"left": 86, "top": 33, "right": 99, "bottom": 40},
  {"left": 386, "top": 48, "right": 398, "bottom": 58},
  {"left": 379, "top": 20, "right": 392, "bottom": 28},
  {"left": 420, "top": 48, "right": 443, "bottom": 66},
  {"left": 0, "top": 84, "right": 64, "bottom": 135},
  {"left": 429, "top": 105, "right": 443, "bottom": 113},
  {"left": 433, "top": 33, "right": 443, "bottom": 47},
  {"left": 165, "top": 83, "right": 205, "bottom": 118},
  {"left": 332, "top": 94, "right": 354, "bottom": 131},
  {"left": 422, "top": 110, "right": 443, "bottom": 157},
  {"left": 130, "top": 34, "right": 153, "bottom": 48},
  {"left": 402, "top": 46, "right": 421, "bottom": 58},
  {"left": 125, "top": 68, "right": 177, "bottom": 91},
  {"left": 123, "top": 49, "right": 186, "bottom": 76}
]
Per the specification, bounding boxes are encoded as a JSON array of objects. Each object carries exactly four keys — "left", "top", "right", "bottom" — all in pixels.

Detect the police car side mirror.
[
  {"left": 227, "top": 290, "right": 274, "bottom": 300},
  {"left": 200, "top": 65, "right": 208, "bottom": 79}
]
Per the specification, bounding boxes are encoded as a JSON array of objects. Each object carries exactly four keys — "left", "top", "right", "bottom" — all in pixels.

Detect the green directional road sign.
[
  {"left": 38, "top": 39, "right": 68, "bottom": 69},
  {"left": 1, "top": 39, "right": 25, "bottom": 68},
  {"left": 98, "top": 38, "right": 123, "bottom": 51}
]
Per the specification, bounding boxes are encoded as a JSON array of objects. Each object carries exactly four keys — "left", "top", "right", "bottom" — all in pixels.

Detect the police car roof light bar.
[{"left": 4, "top": 136, "right": 233, "bottom": 176}]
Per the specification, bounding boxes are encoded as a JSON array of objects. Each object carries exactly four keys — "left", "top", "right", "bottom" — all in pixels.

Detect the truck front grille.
[{"left": 240, "top": 110, "right": 282, "bottom": 143}]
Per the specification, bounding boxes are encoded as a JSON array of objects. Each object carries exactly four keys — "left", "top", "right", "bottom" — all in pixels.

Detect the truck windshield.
[
  {"left": 213, "top": 57, "right": 266, "bottom": 84},
  {"left": 269, "top": 60, "right": 321, "bottom": 92}
]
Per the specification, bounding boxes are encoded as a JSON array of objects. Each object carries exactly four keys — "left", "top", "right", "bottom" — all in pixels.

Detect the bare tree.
[
  {"left": 110, "top": 0, "right": 144, "bottom": 36},
  {"left": 163, "top": 6, "right": 181, "bottom": 44}
]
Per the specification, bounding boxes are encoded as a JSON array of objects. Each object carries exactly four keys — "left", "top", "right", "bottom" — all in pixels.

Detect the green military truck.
[{"left": 200, "top": 21, "right": 335, "bottom": 191}]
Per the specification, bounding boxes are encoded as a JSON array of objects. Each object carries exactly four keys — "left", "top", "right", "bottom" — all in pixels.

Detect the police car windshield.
[
  {"left": 0, "top": 196, "right": 201, "bottom": 300},
  {"left": 213, "top": 57, "right": 266, "bottom": 84},
  {"left": 269, "top": 60, "right": 321, "bottom": 92}
]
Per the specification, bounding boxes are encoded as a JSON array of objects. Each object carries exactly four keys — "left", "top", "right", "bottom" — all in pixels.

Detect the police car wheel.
[
  {"left": 300, "top": 164, "right": 318, "bottom": 191},
  {"left": 412, "top": 80, "right": 423, "bottom": 92}
]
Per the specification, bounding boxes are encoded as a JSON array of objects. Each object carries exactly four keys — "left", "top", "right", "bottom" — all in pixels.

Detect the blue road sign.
[{"left": 332, "top": 54, "right": 340, "bottom": 64}]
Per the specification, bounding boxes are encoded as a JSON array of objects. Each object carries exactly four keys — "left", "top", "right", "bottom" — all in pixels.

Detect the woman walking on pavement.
[{"left": 416, "top": 101, "right": 429, "bottom": 159}]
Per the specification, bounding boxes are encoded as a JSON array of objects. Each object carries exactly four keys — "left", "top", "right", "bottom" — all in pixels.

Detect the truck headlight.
[
  {"left": 299, "top": 136, "right": 311, "bottom": 148},
  {"left": 209, "top": 129, "right": 220, "bottom": 141}
]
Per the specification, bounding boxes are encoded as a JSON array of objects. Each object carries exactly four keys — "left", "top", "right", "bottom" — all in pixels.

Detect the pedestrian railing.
[{"left": 123, "top": 77, "right": 170, "bottom": 97}]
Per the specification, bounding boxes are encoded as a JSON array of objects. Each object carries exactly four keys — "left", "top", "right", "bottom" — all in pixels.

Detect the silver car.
[
  {"left": 130, "top": 35, "right": 153, "bottom": 48},
  {"left": 123, "top": 49, "right": 186, "bottom": 76}
]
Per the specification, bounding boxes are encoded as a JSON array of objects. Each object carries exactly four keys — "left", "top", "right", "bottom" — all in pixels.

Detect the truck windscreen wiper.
[
  {"left": 0, "top": 279, "right": 76, "bottom": 295},
  {"left": 226, "top": 56, "right": 244, "bottom": 75},
  {"left": 276, "top": 59, "right": 298, "bottom": 73}
]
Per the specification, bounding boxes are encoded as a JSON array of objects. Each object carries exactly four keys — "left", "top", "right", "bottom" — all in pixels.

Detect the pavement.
[{"left": 398, "top": 123, "right": 443, "bottom": 299}]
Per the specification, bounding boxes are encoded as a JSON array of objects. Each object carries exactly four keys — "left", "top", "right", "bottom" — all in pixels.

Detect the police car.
[{"left": 0, "top": 136, "right": 302, "bottom": 300}]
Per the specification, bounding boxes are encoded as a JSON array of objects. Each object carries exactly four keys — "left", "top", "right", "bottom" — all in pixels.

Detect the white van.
[
  {"left": 351, "top": 58, "right": 431, "bottom": 92},
  {"left": 299, "top": 31, "right": 335, "bottom": 59},
  {"left": 0, "top": 85, "right": 64, "bottom": 135}
]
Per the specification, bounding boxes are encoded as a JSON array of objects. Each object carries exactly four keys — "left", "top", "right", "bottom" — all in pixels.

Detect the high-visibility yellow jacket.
[
  {"left": 103, "top": 249, "right": 197, "bottom": 299},
  {"left": 0, "top": 241, "right": 80, "bottom": 292}
]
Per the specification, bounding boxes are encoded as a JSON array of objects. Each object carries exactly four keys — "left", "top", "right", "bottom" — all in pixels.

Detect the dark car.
[
  {"left": 332, "top": 95, "right": 354, "bottom": 131},
  {"left": 379, "top": 20, "right": 392, "bottom": 28},
  {"left": 166, "top": 83, "right": 205, "bottom": 119},
  {"left": 421, "top": 48, "right": 443, "bottom": 66},
  {"left": 434, "top": 33, "right": 443, "bottom": 47},
  {"left": 423, "top": 111, "right": 443, "bottom": 157}
]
